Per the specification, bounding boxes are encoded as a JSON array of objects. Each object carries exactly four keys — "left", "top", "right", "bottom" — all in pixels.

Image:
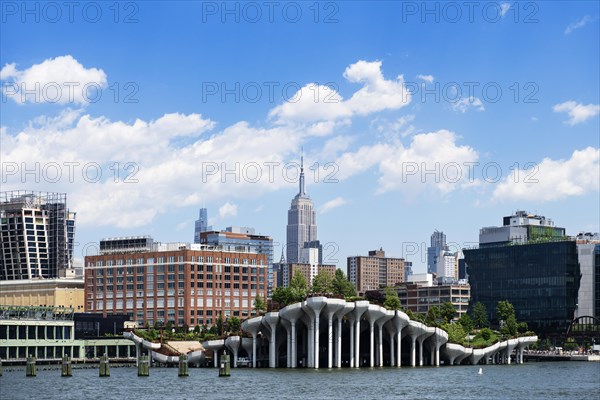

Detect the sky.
[{"left": 1, "top": 1, "right": 599, "bottom": 273}]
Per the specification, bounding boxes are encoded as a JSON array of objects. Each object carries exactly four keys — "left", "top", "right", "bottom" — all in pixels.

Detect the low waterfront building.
[
  {"left": 0, "top": 305, "right": 135, "bottom": 363},
  {"left": 85, "top": 238, "right": 269, "bottom": 327},
  {"left": 0, "top": 278, "right": 85, "bottom": 309}
]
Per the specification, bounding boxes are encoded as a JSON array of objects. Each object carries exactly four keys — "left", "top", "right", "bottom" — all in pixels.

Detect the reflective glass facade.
[{"left": 465, "top": 240, "right": 580, "bottom": 335}]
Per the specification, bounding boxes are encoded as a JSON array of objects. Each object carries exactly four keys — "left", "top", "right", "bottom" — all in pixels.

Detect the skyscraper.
[
  {"left": 427, "top": 230, "right": 446, "bottom": 275},
  {"left": 1, "top": 191, "right": 76, "bottom": 280},
  {"left": 286, "top": 155, "right": 317, "bottom": 264},
  {"left": 194, "top": 208, "right": 208, "bottom": 243}
]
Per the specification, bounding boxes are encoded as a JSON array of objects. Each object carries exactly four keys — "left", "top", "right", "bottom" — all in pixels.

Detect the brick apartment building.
[{"left": 85, "top": 237, "right": 268, "bottom": 327}]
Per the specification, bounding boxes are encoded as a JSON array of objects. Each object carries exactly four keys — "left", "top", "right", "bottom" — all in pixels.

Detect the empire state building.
[{"left": 286, "top": 155, "right": 317, "bottom": 264}]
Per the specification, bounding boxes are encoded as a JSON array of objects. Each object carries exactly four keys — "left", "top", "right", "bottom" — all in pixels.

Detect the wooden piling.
[
  {"left": 99, "top": 354, "right": 110, "bottom": 377},
  {"left": 61, "top": 355, "right": 72, "bottom": 377}
]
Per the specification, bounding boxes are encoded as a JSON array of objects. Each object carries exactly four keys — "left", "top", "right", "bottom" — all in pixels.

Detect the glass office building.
[{"left": 465, "top": 240, "right": 580, "bottom": 335}]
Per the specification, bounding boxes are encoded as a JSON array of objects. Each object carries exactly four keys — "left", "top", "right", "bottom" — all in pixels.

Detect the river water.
[{"left": 1, "top": 362, "right": 598, "bottom": 399}]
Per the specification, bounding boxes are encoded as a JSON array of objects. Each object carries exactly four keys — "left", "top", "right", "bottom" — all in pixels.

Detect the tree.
[
  {"left": 193, "top": 324, "right": 201, "bottom": 334},
  {"left": 439, "top": 302, "right": 457, "bottom": 323},
  {"left": 227, "top": 317, "right": 241, "bottom": 334},
  {"left": 253, "top": 294, "right": 267, "bottom": 314},
  {"left": 471, "top": 302, "right": 489, "bottom": 329},
  {"left": 425, "top": 306, "right": 439, "bottom": 325},
  {"left": 272, "top": 287, "right": 293, "bottom": 307},
  {"left": 496, "top": 300, "right": 516, "bottom": 322},
  {"left": 500, "top": 314, "right": 518, "bottom": 337},
  {"left": 443, "top": 322, "right": 466, "bottom": 345},
  {"left": 312, "top": 270, "right": 334, "bottom": 294},
  {"left": 332, "top": 269, "right": 356, "bottom": 298},
  {"left": 216, "top": 314, "right": 224, "bottom": 336},
  {"left": 517, "top": 321, "right": 529, "bottom": 334},
  {"left": 457, "top": 313, "right": 473, "bottom": 334},
  {"left": 383, "top": 287, "right": 402, "bottom": 310},
  {"left": 289, "top": 270, "right": 308, "bottom": 302}
]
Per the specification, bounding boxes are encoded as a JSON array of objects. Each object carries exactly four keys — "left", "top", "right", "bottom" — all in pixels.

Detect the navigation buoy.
[{"left": 478, "top": 367, "right": 483, "bottom": 375}]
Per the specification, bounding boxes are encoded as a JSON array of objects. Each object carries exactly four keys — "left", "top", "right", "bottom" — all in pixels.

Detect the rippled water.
[{"left": 1, "top": 362, "right": 599, "bottom": 399}]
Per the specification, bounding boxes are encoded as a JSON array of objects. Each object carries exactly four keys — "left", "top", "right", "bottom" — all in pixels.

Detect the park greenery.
[{"left": 271, "top": 269, "right": 356, "bottom": 307}]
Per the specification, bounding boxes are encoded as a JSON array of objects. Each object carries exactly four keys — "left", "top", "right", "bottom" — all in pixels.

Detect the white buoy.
[{"left": 478, "top": 367, "right": 483, "bottom": 375}]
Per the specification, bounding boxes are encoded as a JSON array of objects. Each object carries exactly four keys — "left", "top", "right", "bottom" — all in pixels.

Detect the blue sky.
[{"left": 1, "top": 1, "right": 599, "bottom": 272}]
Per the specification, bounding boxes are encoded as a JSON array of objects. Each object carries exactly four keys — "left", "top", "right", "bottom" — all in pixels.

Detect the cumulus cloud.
[
  {"left": 269, "top": 60, "right": 411, "bottom": 125},
  {"left": 553, "top": 101, "right": 600, "bottom": 125},
  {"left": 451, "top": 97, "right": 485, "bottom": 113},
  {"left": 416, "top": 74, "right": 434, "bottom": 83},
  {"left": 565, "top": 15, "right": 594, "bottom": 35},
  {"left": 1, "top": 55, "right": 107, "bottom": 105},
  {"left": 331, "top": 130, "right": 479, "bottom": 198},
  {"left": 219, "top": 202, "right": 238, "bottom": 219},
  {"left": 492, "top": 147, "right": 600, "bottom": 202},
  {"left": 321, "top": 197, "right": 347, "bottom": 214}
]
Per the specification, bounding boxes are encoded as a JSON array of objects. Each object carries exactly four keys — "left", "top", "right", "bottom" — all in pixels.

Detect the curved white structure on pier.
[
  {"left": 240, "top": 297, "right": 512, "bottom": 369},
  {"left": 123, "top": 331, "right": 205, "bottom": 365}
]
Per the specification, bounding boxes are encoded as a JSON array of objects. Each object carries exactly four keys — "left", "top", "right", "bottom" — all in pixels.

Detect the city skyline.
[{"left": 1, "top": 2, "right": 599, "bottom": 274}]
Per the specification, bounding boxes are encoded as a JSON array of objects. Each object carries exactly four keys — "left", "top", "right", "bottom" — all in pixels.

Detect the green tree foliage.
[
  {"left": 457, "top": 313, "right": 474, "bottom": 334},
  {"left": 517, "top": 321, "right": 529, "bottom": 334},
  {"left": 496, "top": 300, "right": 516, "bottom": 322},
  {"left": 289, "top": 270, "right": 309, "bottom": 301},
  {"left": 312, "top": 270, "right": 334, "bottom": 294},
  {"left": 272, "top": 287, "right": 293, "bottom": 307},
  {"left": 332, "top": 269, "right": 356, "bottom": 298},
  {"left": 425, "top": 306, "right": 439, "bottom": 325},
  {"left": 216, "top": 314, "right": 224, "bottom": 336},
  {"left": 479, "top": 327, "right": 492, "bottom": 341},
  {"left": 193, "top": 324, "right": 201, "bottom": 334},
  {"left": 442, "top": 322, "right": 466, "bottom": 345},
  {"left": 227, "top": 317, "right": 241, "bottom": 334},
  {"left": 253, "top": 294, "right": 267, "bottom": 314},
  {"left": 500, "top": 314, "right": 518, "bottom": 337},
  {"left": 383, "top": 287, "right": 402, "bottom": 310},
  {"left": 471, "top": 302, "right": 489, "bottom": 329},
  {"left": 439, "top": 302, "right": 457, "bottom": 323}
]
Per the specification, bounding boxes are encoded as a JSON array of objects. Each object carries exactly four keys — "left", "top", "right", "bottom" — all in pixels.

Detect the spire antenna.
[{"left": 299, "top": 147, "right": 305, "bottom": 196}]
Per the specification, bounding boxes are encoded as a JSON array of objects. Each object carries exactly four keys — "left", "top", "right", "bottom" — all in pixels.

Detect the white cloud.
[
  {"left": 451, "top": 97, "right": 485, "bottom": 113},
  {"left": 269, "top": 60, "right": 411, "bottom": 124},
  {"left": 553, "top": 101, "right": 600, "bottom": 125},
  {"left": 219, "top": 202, "right": 238, "bottom": 219},
  {"left": 332, "top": 130, "right": 479, "bottom": 197},
  {"left": 417, "top": 74, "right": 434, "bottom": 83},
  {"left": 1, "top": 55, "right": 107, "bottom": 105},
  {"left": 492, "top": 147, "right": 600, "bottom": 202},
  {"left": 565, "top": 15, "right": 593, "bottom": 35},
  {"left": 500, "top": 3, "right": 511, "bottom": 17},
  {"left": 321, "top": 197, "right": 347, "bottom": 213},
  {"left": 374, "top": 115, "right": 416, "bottom": 138}
]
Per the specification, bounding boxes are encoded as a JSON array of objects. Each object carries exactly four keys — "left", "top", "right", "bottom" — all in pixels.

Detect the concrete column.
[
  {"left": 418, "top": 338, "right": 423, "bottom": 366},
  {"left": 396, "top": 332, "right": 402, "bottom": 367},
  {"left": 435, "top": 346, "right": 440, "bottom": 366},
  {"left": 349, "top": 319, "right": 355, "bottom": 368},
  {"left": 354, "top": 319, "right": 361, "bottom": 368},
  {"left": 291, "top": 321, "right": 297, "bottom": 368},
  {"left": 327, "top": 316, "right": 333, "bottom": 368},
  {"left": 252, "top": 334, "right": 257, "bottom": 368},
  {"left": 263, "top": 313, "right": 279, "bottom": 369},
  {"left": 336, "top": 318, "right": 343, "bottom": 368},
  {"left": 307, "top": 319, "right": 314, "bottom": 368},
  {"left": 369, "top": 321, "right": 375, "bottom": 368},
  {"left": 411, "top": 336, "right": 416, "bottom": 367},
  {"left": 214, "top": 351, "right": 219, "bottom": 367},
  {"left": 314, "top": 314, "right": 320, "bottom": 369},
  {"left": 389, "top": 331, "right": 395, "bottom": 367}
]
